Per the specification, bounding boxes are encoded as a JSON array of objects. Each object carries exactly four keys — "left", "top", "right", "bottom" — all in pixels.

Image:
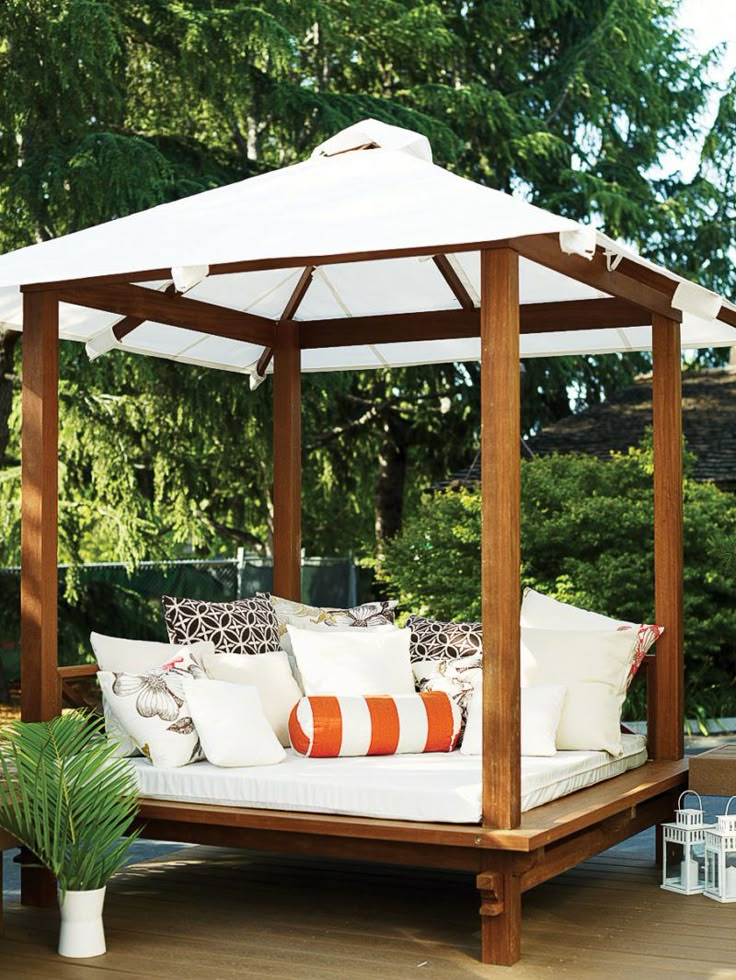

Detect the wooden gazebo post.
[
  {"left": 272, "top": 320, "right": 302, "bottom": 600},
  {"left": 651, "top": 313, "right": 684, "bottom": 760},
  {"left": 19, "top": 287, "right": 61, "bottom": 906},
  {"left": 478, "top": 247, "right": 522, "bottom": 964}
]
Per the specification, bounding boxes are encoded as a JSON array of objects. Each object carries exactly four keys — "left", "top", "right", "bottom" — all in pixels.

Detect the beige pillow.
[
  {"left": 520, "top": 626, "right": 634, "bottom": 756},
  {"left": 182, "top": 678, "right": 286, "bottom": 768},
  {"left": 287, "top": 625, "right": 414, "bottom": 697},
  {"left": 201, "top": 650, "right": 301, "bottom": 747}
]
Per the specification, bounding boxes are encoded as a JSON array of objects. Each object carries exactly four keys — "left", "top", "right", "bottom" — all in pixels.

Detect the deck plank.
[{"left": 3, "top": 838, "right": 735, "bottom": 979}]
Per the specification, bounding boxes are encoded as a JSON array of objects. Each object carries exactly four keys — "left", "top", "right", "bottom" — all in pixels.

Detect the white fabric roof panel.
[{"left": 0, "top": 117, "right": 732, "bottom": 374}]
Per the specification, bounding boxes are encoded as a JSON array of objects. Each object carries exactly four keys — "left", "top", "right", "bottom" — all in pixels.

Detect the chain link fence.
[{"left": 0, "top": 553, "right": 361, "bottom": 689}]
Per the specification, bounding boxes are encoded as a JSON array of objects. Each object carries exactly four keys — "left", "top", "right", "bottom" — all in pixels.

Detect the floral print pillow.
[
  {"left": 97, "top": 650, "right": 206, "bottom": 768},
  {"left": 416, "top": 654, "right": 483, "bottom": 724},
  {"left": 261, "top": 594, "right": 397, "bottom": 635}
]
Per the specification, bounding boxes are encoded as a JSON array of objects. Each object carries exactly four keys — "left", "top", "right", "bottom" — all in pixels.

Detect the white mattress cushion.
[
  {"left": 131, "top": 734, "right": 647, "bottom": 824},
  {"left": 182, "top": 678, "right": 286, "bottom": 768},
  {"left": 287, "top": 625, "right": 414, "bottom": 696},
  {"left": 201, "top": 650, "right": 301, "bottom": 747}
]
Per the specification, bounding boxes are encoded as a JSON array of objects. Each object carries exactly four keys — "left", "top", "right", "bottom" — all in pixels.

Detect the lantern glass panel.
[
  {"left": 664, "top": 840, "right": 686, "bottom": 888},
  {"left": 725, "top": 852, "right": 736, "bottom": 899},
  {"left": 707, "top": 851, "right": 719, "bottom": 893}
]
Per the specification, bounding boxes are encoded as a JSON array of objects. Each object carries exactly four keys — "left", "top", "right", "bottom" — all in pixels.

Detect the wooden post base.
[
  {"left": 477, "top": 866, "right": 522, "bottom": 966},
  {"left": 20, "top": 861, "right": 56, "bottom": 908}
]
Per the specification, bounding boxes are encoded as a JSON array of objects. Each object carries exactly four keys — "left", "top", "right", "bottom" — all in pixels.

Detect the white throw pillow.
[
  {"left": 201, "top": 649, "right": 302, "bottom": 746},
  {"left": 520, "top": 589, "right": 663, "bottom": 685},
  {"left": 287, "top": 625, "right": 414, "bottom": 697},
  {"left": 182, "top": 678, "right": 286, "bottom": 768},
  {"left": 97, "top": 648, "right": 206, "bottom": 768},
  {"left": 520, "top": 626, "right": 635, "bottom": 755},
  {"left": 90, "top": 633, "right": 214, "bottom": 757},
  {"left": 461, "top": 684, "right": 566, "bottom": 757}
]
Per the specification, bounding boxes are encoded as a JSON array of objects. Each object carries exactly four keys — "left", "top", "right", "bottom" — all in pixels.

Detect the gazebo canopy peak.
[{"left": 0, "top": 117, "right": 733, "bottom": 376}]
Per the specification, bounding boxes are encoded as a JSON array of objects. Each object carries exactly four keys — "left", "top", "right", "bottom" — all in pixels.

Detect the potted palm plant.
[{"left": 0, "top": 710, "right": 141, "bottom": 958}]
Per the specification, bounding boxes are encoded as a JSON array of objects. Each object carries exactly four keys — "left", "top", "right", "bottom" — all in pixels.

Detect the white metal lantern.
[
  {"left": 661, "top": 791, "right": 711, "bottom": 895},
  {"left": 704, "top": 796, "right": 736, "bottom": 903}
]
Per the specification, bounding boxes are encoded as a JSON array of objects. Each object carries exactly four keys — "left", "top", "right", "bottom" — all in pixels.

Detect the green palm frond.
[{"left": 0, "top": 711, "right": 141, "bottom": 895}]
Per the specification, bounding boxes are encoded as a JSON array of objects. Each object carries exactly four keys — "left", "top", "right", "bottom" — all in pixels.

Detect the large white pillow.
[
  {"left": 461, "top": 684, "right": 566, "bottom": 757},
  {"left": 90, "top": 633, "right": 213, "bottom": 672},
  {"left": 97, "top": 648, "right": 206, "bottom": 768},
  {"left": 520, "top": 589, "right": 663, "bottom": 685},
  {"left": 201, "top": 649, "right": 302, "bottom": 746},
  {"left": 182, "top": 678, "right": 286, "bottom": 768},
  {"left": 90, "top": 633, "right": 214, "bottom": 756},
  {"left": 286, "top": 625, "right": 414, "bottom": 697},
  {"left": 520, "top": 626, "right": 635, "bottom": 755}
]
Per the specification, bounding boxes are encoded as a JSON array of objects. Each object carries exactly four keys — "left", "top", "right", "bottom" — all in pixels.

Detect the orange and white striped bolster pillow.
[{"left": 288, "top": 692, "right": 461, "bottom": 758}]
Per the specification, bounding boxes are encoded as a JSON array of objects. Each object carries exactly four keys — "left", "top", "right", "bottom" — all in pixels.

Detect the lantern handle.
[
  {"left": 678, "top": 790, "right": 703, "bottom": 813},
  {"left": 725, "top": 796, "right": 736, "bottom": 817}
]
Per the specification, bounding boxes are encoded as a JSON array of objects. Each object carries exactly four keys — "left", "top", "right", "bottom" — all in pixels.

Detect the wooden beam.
[
  {"left": 23, "top": 236, "right": 736, "bottom": 341},
  {"left": 256, "top": 266, "right": 316, "bottom": 378},
  {"left": 20, "top": 289, "right": 60, "bottom": 910},
  {"left": 481, "top": 247, "right": 521, "bottom": 830},
  {"left": 433, "top": 255, "right": 475, "bottom": 310},
  {"left": 272, "top": 321, "right": 301, "bottom": 600},
  {"left": 652, "top": 314, "right": 684, "bottom": 760},
  {"left": 511, "top": 234, "right": 683, "bottom": 322},
  {"left": 299, "top": 297, "right": 650, "bottom": 348},
  {"left": 113, "top": 283, "right": 177, "bottom": 341},
  {"left": 21, "top": 241, "right": 514, "bottom": 292},
  {"left": 53, "top": 282, "right": 276, "bottom": 347}
]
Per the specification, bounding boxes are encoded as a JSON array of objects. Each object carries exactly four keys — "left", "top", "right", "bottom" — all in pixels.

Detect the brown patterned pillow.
[
  {"left": 162, "top": 595, "right": 281, "bottom": 655},
  {"left": 407, "top": 615, "right": 482, "bottom": 664}
]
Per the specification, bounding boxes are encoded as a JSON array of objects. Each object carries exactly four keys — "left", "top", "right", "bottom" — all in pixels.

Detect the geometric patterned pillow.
[
  {"left": 162, "top": 594, "right": 281, "bottom": 655},
  {"left": 406, "top": 615, "right": 482, "bottom": 664}
]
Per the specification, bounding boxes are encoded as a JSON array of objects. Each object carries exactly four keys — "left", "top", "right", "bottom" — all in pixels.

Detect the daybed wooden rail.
[{"left": 18, "top": 236, "right": 687, "bottom": 964}]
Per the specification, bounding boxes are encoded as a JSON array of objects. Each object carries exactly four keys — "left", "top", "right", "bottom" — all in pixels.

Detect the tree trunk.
[
  {"left": 374, "top": 421, "right": 408, "bottom": 555},
  {"left": 0, "top": 328, "right": 20, "bottom": 464}
]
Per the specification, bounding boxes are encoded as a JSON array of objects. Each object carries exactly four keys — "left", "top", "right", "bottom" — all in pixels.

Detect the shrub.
[{"left": 380, "top": 447, "right": 736, "bottom": 719}]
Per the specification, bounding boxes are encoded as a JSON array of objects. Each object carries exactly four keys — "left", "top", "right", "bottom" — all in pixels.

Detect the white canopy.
[{"left": 0, "top": 118, "right": 734, "bottom": 374}]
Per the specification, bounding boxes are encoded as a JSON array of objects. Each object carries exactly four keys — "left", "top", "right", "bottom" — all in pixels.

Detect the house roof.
[
  {"left": 435, "top": 368, "right": 736, "bottom": 491},
  {"left": 0, "top": 118, "right": 734, "bottom": 376}
]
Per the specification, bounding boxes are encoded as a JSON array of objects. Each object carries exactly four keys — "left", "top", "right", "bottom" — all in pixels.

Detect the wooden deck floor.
[{"left": 3, "top": 839, "right": 736, "bottom": 979}]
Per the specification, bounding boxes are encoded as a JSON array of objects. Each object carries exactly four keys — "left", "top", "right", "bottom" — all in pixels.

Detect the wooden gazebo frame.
[{"left": 19, "top": 237, "right": 692, "bottom": 965}]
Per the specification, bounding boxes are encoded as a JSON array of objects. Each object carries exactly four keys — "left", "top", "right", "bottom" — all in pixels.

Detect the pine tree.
[{"left": 0, "top": 0, "right": 734, "bottom": 565}]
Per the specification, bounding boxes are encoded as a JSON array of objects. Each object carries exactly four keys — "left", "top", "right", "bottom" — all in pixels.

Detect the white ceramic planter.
[{"left": 58, "top": 886, "right": 107, "bottom": 958}]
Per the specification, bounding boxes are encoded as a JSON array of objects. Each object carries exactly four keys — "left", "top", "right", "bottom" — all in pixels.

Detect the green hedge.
[{"left": 380, "top": 447, "right": 736, "bottom": 720}]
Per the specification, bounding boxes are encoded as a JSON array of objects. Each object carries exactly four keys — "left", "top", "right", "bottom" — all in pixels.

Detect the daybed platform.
[{"left": 132, "top": 755, "right": 688, "bottom": 965}]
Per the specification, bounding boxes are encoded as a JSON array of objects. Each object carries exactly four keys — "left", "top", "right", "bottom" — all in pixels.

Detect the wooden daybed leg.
[{"left": 477, "top": 866, "right": 522, "bottom": 966}]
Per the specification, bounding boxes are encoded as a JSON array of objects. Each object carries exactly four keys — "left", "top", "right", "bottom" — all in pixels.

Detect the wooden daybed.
[{"left": 8, "top": 119, "right": 732, "bottom": 964}]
